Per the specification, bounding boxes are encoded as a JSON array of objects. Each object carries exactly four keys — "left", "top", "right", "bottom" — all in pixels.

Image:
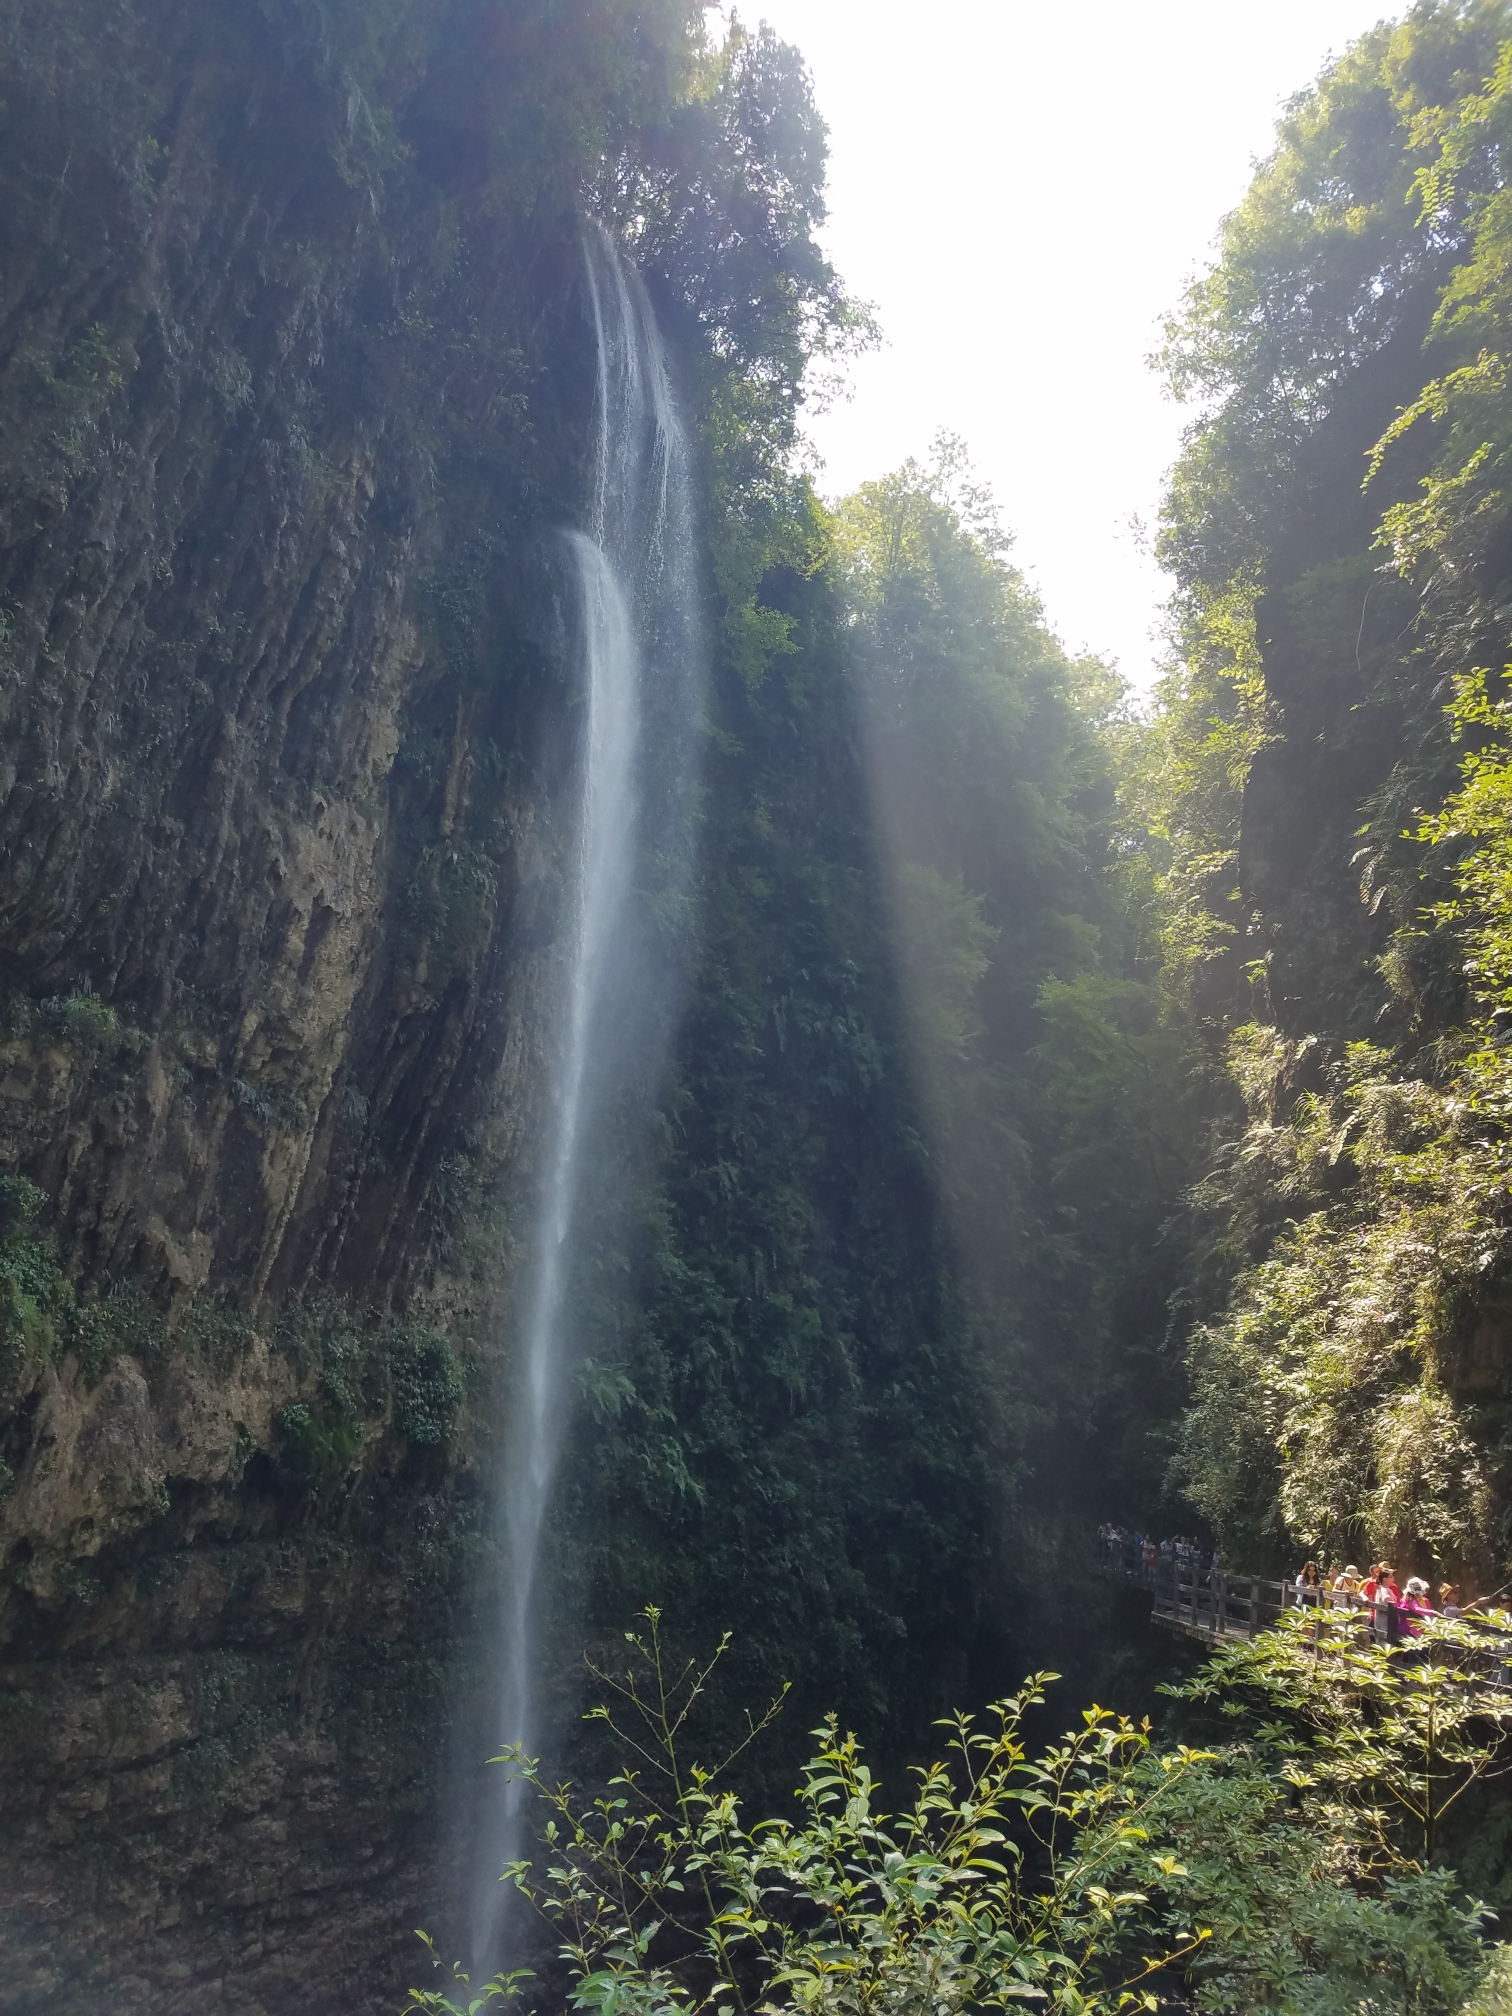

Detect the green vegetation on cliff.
[
  {"left": 556, "top": 436, "right": 1154, "bottom": 1754},
  {"left": 14, "top": 0, "right": 1512, "bottom": 2003},
  {"left": 1123, "top": 0, "right": 1512, "bottom": 1583}
]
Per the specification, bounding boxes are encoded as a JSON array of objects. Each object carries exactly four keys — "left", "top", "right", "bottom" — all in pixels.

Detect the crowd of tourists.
[
  {"left": 1099, "top": 1525, "right": 1499, "bottom": 1645},
  {"left": 1097, "top": 1525, "right": 1216, "bottom": 1577},
  {"left": 1288, "top": 1561, "right": 1476, "bottom": 1637}
]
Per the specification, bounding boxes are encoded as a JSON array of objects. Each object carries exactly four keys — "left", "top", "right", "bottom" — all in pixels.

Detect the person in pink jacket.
[{"left": 1398, "top": 1576, "right": 1435, "bottom": 1637}]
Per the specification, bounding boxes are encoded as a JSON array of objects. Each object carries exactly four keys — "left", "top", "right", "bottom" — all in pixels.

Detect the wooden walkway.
[
  {"left": 1098, "top": 1548, "right": 1512, "bottom": 1699},
  {"left": 1097, "top": 1546, "right": 1352, "bottom": 1646}
]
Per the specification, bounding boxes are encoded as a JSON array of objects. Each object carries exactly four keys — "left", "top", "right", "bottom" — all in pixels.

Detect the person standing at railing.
[
  {"left": 1360, "top": 1564, "right": 1384, "bottom": 1635},
  {"left": 1330, "top": 1565, "right": 1361, "bottom": 1608},
  {"left": 1440, "top": 1581, "right": 1463, "bottom": 1619},
  {"left": 1295, "top": 1561, "right": 1323, "bottom": 1605},
  {"left": 1365, "top": 1564, "right": 1403, "bottom": 1643},
  {"left": 1399, "top": 1577, "right": 1435, "bottom": 1638}
]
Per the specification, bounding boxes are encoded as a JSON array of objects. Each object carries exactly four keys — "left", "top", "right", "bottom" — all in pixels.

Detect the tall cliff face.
[
  {"left": 0, "top": 0, "right": 593, "bottom": 1308},
  {"left": 0, "top": 2, "right": 607, "bottom": 2004},
  {"left": 0, "top": 1, "right": 971, "bottom": 2004},
  {"left": 0, "top": 4, "right": 1113, "bottom": 2006}
]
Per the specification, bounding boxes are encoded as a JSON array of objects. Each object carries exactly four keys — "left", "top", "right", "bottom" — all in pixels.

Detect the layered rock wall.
[{"left": 0, "top": 2, "right": 595, "bottom": 2003}]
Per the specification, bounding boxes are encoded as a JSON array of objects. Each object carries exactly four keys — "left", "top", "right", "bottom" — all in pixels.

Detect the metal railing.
[
  {"left": 1099, "top": 1541, "right": 1403, "bottom": 1646},
  {"left": 1098, "top": 1542, "right": 1512, "bottom": 1699}
]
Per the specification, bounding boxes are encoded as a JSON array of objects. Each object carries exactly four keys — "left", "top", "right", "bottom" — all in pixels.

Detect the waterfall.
[{"left": 470, "top": 227, "right": 702, "bottom": 1974}]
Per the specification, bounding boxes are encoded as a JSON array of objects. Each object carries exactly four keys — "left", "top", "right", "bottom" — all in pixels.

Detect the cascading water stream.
[{"left": 471, "top": 227, "right": 701, "bottom": 1975}]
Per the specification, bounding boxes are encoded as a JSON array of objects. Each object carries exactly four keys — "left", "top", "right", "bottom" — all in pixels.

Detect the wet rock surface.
[
  {"left": 0, "top": 1459, "right": 483, "bottom": 2013},
  {"left": 0, "top": 0, "right": 589, "bottom": 2003}
]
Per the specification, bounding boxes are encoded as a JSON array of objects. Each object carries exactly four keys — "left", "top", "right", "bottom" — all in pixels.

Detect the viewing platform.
[{"left": 1097, "top": 1541, "right": 1398, "bottom": 1647}]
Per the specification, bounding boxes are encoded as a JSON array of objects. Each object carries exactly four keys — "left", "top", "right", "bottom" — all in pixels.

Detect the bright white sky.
[{"left": 739, "top": 0, "right": 1405, "bottom": 688}]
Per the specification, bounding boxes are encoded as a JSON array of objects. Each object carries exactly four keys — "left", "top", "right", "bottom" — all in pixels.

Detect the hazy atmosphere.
[
  {"left": 4, "top": 1, "right": 1512, "bottom": 2011},
  {"left": 759, "top": 0, "right": 1408, "bottom": 680}
]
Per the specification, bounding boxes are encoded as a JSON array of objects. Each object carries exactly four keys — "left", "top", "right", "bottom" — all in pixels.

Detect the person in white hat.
[
  {"left": 1400, "top": 1576, "right": 1435, "bottom": 1637},
  {"left": 1330, "top": 1564, "right": 1360, "bottom": 1609}
]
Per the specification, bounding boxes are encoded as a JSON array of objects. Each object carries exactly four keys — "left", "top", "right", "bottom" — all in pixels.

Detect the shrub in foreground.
[{"left": 409, "top": 1609, "right": 1512, "bottom": 2016}]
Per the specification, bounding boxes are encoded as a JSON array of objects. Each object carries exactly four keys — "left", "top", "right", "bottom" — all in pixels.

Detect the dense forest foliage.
[
  {"left": 551, "top": 427, "right": 1186, "bottom": 1758},
  {"left": 565, "top": 0, "right": 1512, "bottom": 1790},
  {"left": 11, "top": 0, "right": 1512, "bottom": 2002},
  {"left": 1128, "top": 0, "right": 1512, "bottom": 1586}
]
